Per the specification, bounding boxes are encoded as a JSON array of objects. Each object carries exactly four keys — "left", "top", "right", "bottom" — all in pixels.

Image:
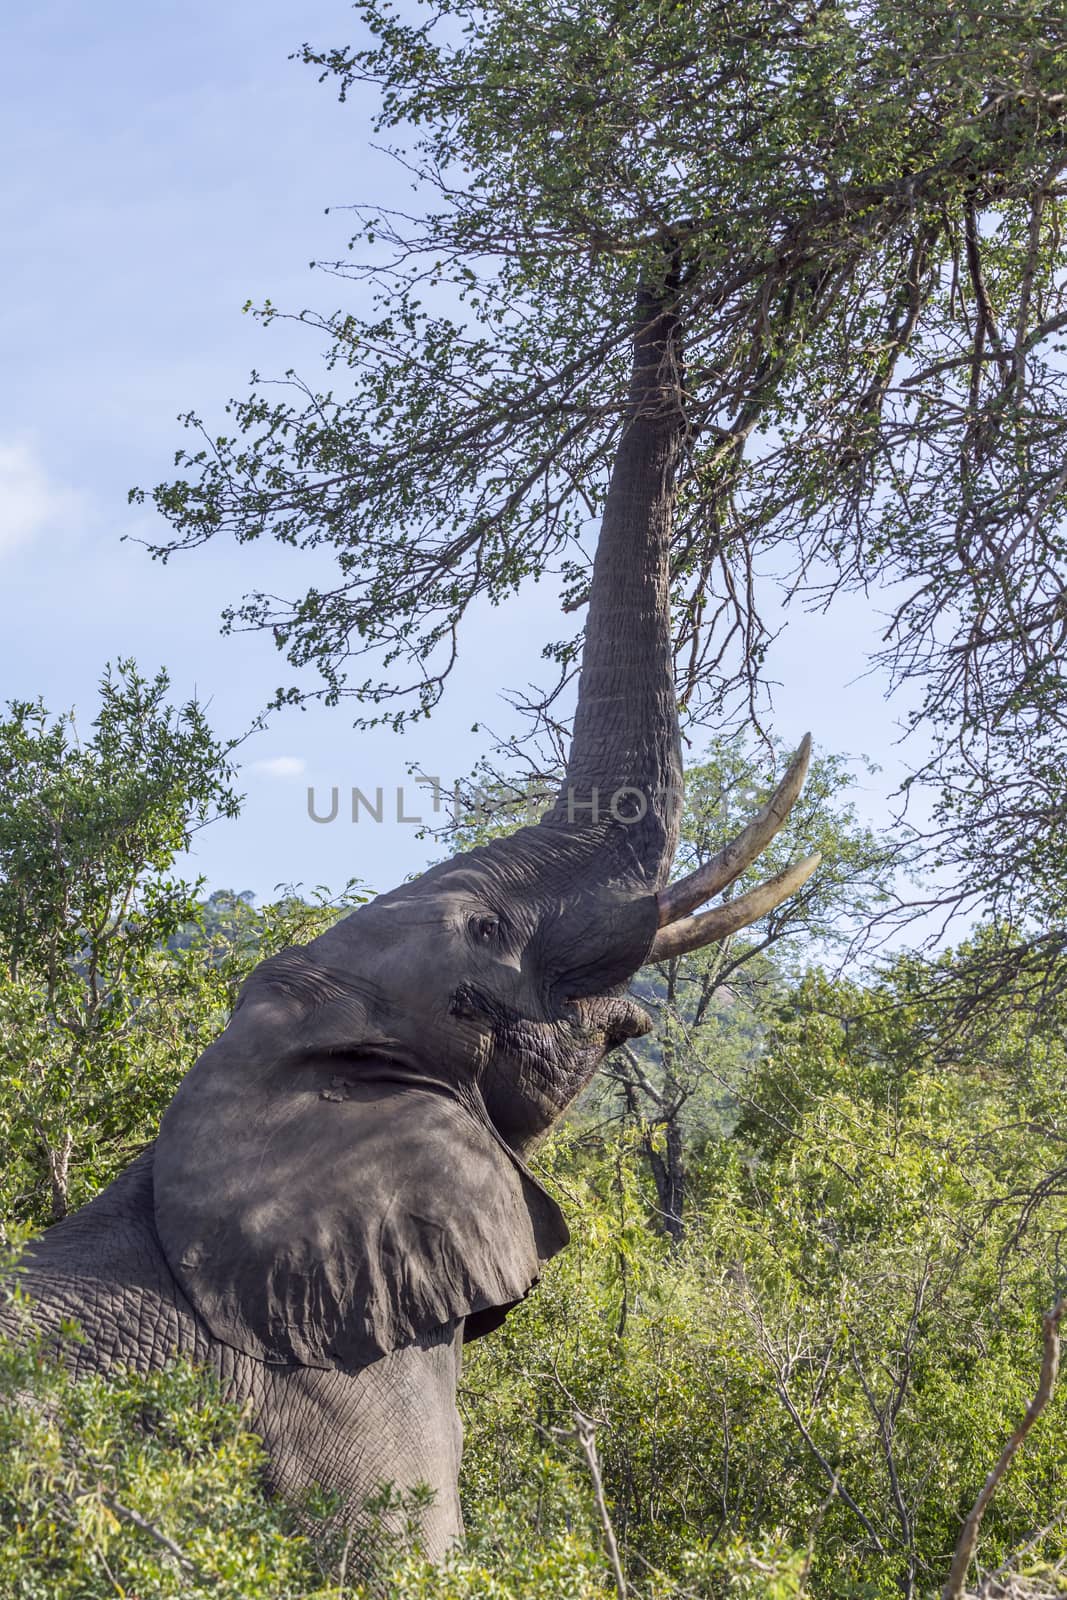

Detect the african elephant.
[{"left": 1, "top": 285, "right": 817, "bottom": 1558}]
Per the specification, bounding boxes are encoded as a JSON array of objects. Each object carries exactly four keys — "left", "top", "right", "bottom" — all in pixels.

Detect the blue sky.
[{"left": 2, "top": 0, "right": 920, "bottom": 904}]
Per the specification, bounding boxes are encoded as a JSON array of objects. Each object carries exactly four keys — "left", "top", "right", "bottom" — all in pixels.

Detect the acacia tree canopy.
[{"left": 136, "top": 0, "right": 1067, "bottom": 934}]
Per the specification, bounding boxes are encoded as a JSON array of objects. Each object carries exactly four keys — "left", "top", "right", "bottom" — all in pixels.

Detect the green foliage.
[
  {"left": 0, "top": 1237, "right": 336, "bottom": 1598},
  {"left": 347, "top": 1517, "right": 619, "bottom": 1600},
  {"left": 0, "top": 660, "right": 239, "bottom": 978},
  {"left": 0, "top": 664, "right": 368, "bottom": 1227},
  {"left": 0, "top": 663, "right": 240, "bottom": 1225},
  {"left": 458, "top": 956, "right": 1067, "bottom": 1597}
]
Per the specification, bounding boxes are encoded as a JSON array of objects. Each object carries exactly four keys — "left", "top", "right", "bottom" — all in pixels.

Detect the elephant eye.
[{"left": 468, "top": 913, "right": 501, "bottom": 947}]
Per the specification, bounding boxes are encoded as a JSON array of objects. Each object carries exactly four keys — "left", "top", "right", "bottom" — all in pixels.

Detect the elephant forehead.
[
  {"left": 386, "top": 824, "right": 628, "bottom": 899},
  {"left": 321, "top": 870, "right": 532, "bottom": 951},
  {"left": 310, "top": 893, "right": 474, "bottom": 965},
  {"left": 312, "top": 822, "right": 651, "bottom": 968}
]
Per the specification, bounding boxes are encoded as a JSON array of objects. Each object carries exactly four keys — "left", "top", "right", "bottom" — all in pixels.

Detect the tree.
[
  {"left": 602, "top": 735, "right": 897, "bottom": 1242},
  {"left": 459, "top": 948, "right": 1067, "bottom": 1600},
  {"left": 137, "top": 0, "right": 1067, "bottom": 948},
  {"left": 0, "top": 662, "right": 240, "bottom": 1223}
]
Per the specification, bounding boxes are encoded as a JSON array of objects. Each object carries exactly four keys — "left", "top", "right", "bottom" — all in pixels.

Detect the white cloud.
[
  {"left": 0, "top": 440, "right": 87, "bottom": 557},
  {"left": 247, "top": 755, "right": 307, "bottom": 780}
]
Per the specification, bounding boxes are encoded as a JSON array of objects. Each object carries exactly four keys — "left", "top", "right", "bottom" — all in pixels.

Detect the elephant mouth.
[
  {"left": 459, "top": 978, "right": 652, "bottom": 1150},
  {"left": 449, "top": 982, "right": 651, "bottom": 1071},
  {"left": 448, "top": 982, "right": 557, "bottom": 1039}
]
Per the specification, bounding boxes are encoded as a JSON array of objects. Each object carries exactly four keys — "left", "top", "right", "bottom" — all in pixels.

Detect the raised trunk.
[{"left": 543, "top": 265, "right": 686, "bottom": 888}]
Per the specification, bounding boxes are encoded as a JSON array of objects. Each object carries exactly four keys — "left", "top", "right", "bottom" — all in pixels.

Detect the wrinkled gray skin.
[{"left": 1, "top": 287, "right": 688, "bottom": 1557}]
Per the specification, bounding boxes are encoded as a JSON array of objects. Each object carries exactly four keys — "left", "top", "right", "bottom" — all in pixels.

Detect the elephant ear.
[{"left": 152, "top": 948, "right": 568, "bottom": 1370}]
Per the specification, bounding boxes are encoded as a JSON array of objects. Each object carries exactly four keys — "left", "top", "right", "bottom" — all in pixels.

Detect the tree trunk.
[
  {"left": 646, "top": 1114, "right": 686, "bottom": 1247},
  {"left": 42, "top": 1127, "right": 73, "bottom": 1223}
]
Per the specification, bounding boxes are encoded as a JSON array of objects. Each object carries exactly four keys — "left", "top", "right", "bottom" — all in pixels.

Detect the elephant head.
[{"left": 151, "top": 282, "right": 819, "bottom": 1376}]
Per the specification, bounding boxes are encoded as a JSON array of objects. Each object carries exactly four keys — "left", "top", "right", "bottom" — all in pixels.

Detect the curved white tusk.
[
  {"left": 656, "top": 734, "right": 812, "bottom": 927},
  {"left": 646, "top": 853, "right": 822, "bottom": 964}
]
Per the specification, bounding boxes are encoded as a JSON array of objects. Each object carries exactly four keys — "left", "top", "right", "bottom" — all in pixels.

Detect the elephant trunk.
[{"left": 541, "top": 265, "right": 686, "bottom": 890}]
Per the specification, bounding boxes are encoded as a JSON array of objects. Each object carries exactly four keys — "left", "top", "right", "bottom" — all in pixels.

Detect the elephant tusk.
[
  {"left": 645, "top": 853, "right": 822, "bottom": 963},
  {"left": 655, "top": 734, "right": 813, "bottom": 927}
]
